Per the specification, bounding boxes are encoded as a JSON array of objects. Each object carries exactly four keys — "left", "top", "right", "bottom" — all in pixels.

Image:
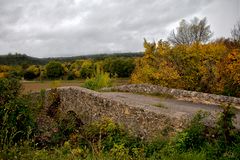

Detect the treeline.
[
  {"left": 131, "top": 18, "right": 240, "bottom": 97},
  {"left": 0, "top": 56, "right": 136, "bottom": 80},
  {"left": 0, "top": 52, "right": 143, "bottom": 66}
]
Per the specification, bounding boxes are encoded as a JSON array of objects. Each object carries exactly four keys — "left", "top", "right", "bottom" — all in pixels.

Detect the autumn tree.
[
  {"left": 168, "top": 17, "right": 213, "bottom": 45},
  {"left": 216, "top": 49, "right": 240, "bottom": 96},
  {"left": 131, "top": 40, "right": 181, "bottom": 87},
  {"left": 131, "top": 38, "right": 240, "bottom": 97}
]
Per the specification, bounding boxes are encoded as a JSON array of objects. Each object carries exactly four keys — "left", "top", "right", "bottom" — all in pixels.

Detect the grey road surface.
[{"left": 102, "top": 92, "right": 240, "bottom": 128}]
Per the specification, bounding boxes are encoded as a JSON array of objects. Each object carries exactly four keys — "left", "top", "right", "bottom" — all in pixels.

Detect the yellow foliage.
[
  {"left": 73, "top": 70, "right": 80, "bottom": 78},
  {"left": 131, "top": 40, "right": 240, "bottom": 96},
  {"left": 0, "top": 65, "right": 13, "bottom": 72},
  {"left": 26, "top": 65, "right": 40, "bottom": 76},
  {"left": 0, "top": 72, "right": 7, "bottom": 78},
  {"left": 131, "top": 41, "right": 181, "bottom": 88}
]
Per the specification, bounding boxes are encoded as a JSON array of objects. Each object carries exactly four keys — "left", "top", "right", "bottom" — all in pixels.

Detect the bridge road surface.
[{"left": 102, "top": 92, "right": 240, "bottom": 128}]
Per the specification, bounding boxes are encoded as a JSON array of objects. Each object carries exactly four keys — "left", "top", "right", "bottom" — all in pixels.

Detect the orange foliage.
[{"left": 131, "top": 40, "right": 240, "bottom": 97}]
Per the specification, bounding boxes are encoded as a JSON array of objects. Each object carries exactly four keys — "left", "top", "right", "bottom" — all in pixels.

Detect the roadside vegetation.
[{"left": 0, "top": 78, "right": 240, "bottom": 160}]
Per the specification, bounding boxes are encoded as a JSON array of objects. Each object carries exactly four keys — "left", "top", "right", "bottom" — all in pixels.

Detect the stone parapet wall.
[
  {"left": 47, "top": 87, "right": 188, "bottom": 139},
  {"left": 102, "top": 84, "right": 240, "bottom": 109}
]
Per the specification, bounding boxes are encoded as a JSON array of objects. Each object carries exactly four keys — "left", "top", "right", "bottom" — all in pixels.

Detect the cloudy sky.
[{"left": 0, "top": 0, "right": 239, "bottom": 57}]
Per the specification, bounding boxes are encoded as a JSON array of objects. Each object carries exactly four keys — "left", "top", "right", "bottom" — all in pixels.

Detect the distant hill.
[{"left": 0, "top": 52, "right": 143, "bottom": 66}]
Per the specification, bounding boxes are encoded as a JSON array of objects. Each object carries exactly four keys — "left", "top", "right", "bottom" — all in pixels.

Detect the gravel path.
[{"left": 102, "top": 92, "right": 240, "bottom": 127}]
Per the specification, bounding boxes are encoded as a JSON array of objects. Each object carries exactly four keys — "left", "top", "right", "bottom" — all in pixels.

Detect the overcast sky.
[{"left": 0, "top": 0, "right": 239, "bottom": 57}]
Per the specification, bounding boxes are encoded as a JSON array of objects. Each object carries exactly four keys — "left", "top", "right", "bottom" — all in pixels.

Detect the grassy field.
[{"left": 21, "top": 78, "right": 129, "bottom": 93}]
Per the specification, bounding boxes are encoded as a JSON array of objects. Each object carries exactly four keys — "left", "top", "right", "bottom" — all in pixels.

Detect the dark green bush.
[
  {"left": 103, "top": 57, "right": 135, "bottom": 78},
  {"left": 174, "top": 111, "right": 208, "bottom": 152},
  {"left": 67, "top": 72, "right": 74, "bottom": 80},
  {"left": 23, "top": 70, "right": 38, "bottom": 80},
  {"left": 216, "top": 104, "right": 236, "bottom": 145},
  {"left": 0, "top": 78, "right": 21, "bottom": 106},
  {"left": 50, "top": 111, "right": 83, "bottom": 146},
  {"left": 0, "top": 78, "right": 35, "bottom": 148},
  {"left": 45, "top": 61, "right": 64, "bottom": 79}
]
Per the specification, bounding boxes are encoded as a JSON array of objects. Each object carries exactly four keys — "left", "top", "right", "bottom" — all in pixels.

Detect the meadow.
[{"left": 21, "top": 78, "right": 129, "bottom": 93}]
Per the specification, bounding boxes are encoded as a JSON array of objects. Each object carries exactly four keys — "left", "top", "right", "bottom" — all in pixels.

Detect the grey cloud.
[{"left": 0, "top": 0, "right": 237, "bottom": 57}]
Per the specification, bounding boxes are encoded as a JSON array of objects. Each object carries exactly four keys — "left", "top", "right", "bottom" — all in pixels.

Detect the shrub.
[
  {"left": 23, "top": 65, "right": 40, "bottom": 80},
  {"left": 67, "top": 72, "right": 75, "bottom": 80},
  {"left": 174, "top": 111, "right": 208, "bottom": 152},
  {"left": 216, "top": 104, "right": 237, "bottom": 145},
  {"left": 45, "top": 61, "right": 64, "bottom": 79},
  {"left": 0, "top": 78, "right": 21, "bottom": 106},
  {"left": 103, "top": 57, "right": 135, "bottom": 78},
  {"left": 50, "top": 111, "right": 83, "bottom": 146},
  {"left": 83, "top": 71, "right": 111, "bottom": 90},
  {"left": 0, "top": 78, "right": 35, "bottom": 148}
]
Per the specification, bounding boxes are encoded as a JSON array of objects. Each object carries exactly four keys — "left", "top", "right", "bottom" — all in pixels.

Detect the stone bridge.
[{"left": 41, "top": 84, "right": 240, "bottom": 139}]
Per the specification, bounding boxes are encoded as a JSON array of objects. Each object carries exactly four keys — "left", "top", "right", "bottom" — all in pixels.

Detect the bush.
[
  {"left": 103, "top": 57, "right": 135, "bottom": 78},
  {"left": 0, "top": 78, "right": 21, "bottom": 106},
  {"left": 216, "top": 104, "right": 237, "bottom": 145},
  {"left": 45, "top": 61, "right": 64, "bottom": 79},
  {"left": 0, "top": 78, "right": 35, "bottom": 148},
  {"left": 83, "top": 71, "right": 111, "bottom": 90},
  {"left": 67, "top": 72, "right": 74, "bottom": 80},
  {"left": 23, "top": 65, "right": 40, "bottom": 80},
  {"left": 174, "top": 111, "right": 208, "bottom": 152}
]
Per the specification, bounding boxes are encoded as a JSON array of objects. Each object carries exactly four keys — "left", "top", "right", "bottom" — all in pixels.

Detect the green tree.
[
  {"left": 117, "top": 58, "right": 135, "bottom": 77},
  {"left": 103, "top": 57, "right": 135, "bottom": 78},
  {"left": 45, "top": 61, "right": 64, "bottom": 79}
]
